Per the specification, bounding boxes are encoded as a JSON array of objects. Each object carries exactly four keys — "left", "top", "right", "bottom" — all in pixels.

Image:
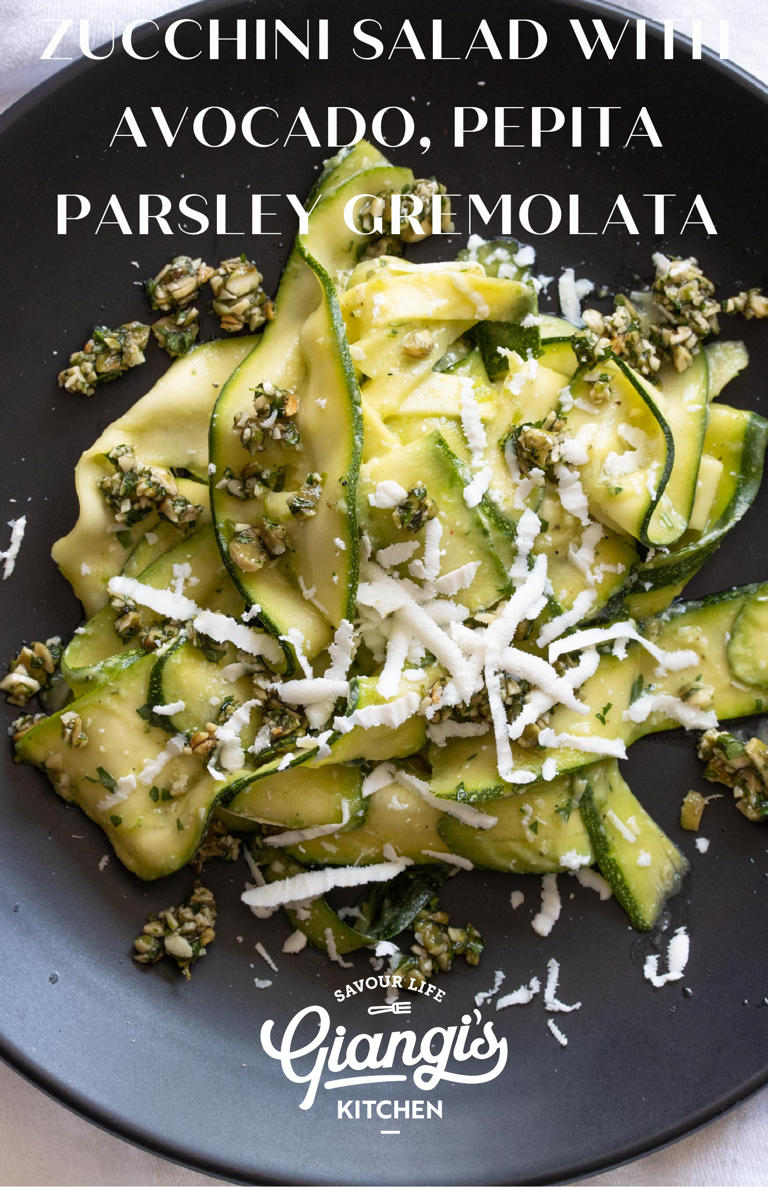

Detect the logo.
[{"left": 259, "top": 980, "right": 508, "bottom": 1125}]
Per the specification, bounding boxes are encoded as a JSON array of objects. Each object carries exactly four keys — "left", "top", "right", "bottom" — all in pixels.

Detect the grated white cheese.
[
  {"left": 557, "top": 267, "right": 593, "bottom": 326},
  {"left": 410, "top": 517, "right": 444, "bottom": 584},
  {"left": 325, "top": 927, "right": 354, "bottom": 969},
  {"left": 560, "top": 438, "right": 589, "bottom": 466},
  {"left": 152, "top": 700, "right": 185, "bottom": 717},
  {"left": 392, "top": 769, "right": 498, "bottom": 830},
  {"left": 623, "top": 693, "right": 717, "bottom": 731},
  {"left": 171, "top": 562, "right": 192, "bottom": 597},
  {"left": 97, "top": 772, "right": 137, "bottom": 812},
  {"left": 255, "top": 941, "right": 278, "bottom": 972},
  {"left": 459, "top": 378, "right": 488, "bottom": 465},
  {"left": 220, "top": 662, "right": 250, "bottom": 683},
  {"left": 269, "top": 677, "right": 350, "bottom": 707},
  {"left": 427, "top": 720, "right": 487, "bottom": 747},
  {"left": 106, "top": 585, "right": 283, "bottom": 666},
  {"left": 636, "top": 849, "right": 652, "bottom": 866},
  {"left": 241, "top": 604, "right": 263, "bottom": 622},
  {"left": 330, "top": 622, "right": 360, "bottom": 688},
  {"left": 377, "top": 626, "right": 410, "bottom": 700},
  {"left": 463, "top": 465, "right": 492, "bottom": 509},
  {"left": 474, "top": 969, "right": 506, "bottom": 1007},
  {"left": 496, "top": 648, "right": 586, "bottom": 714},
  {"left": 544, "top": 957, "right": 581, "bottom": 1013},
  {"left": 695, "top": 837, "right": 710, "bottom": 854},
  {"left": 0, "top": 517, "right": 26, "bottom": 580},
  {"left": 369, "top": 480, "right": 408, "bottom": 509},
  {"left": 282, "top": 930, "right": 308, "bottom": 954},
  {"left": 567, "top": 522, "right": 603, "bottom": 586},
  {"left": 376, "top": 540, "right": 419, "bottom": 568},
  {"left": 263, "top": 801, "right": 351, "bottom": 848},
  {"left": 421, "top": 849, "right": 473, "bottom": 870},
  {"left": 249, "top": 724, "right": 273, "bottom": 759},
  {"left": 241, "top": 860, "right": 406, "bottom": 909},
  {"left": 279, "top": 628, "right": 313, "bottom": 678},
  {"left": 299, "top": 618, "right": 358, "bottom": 729},
  {"left": 536, "top": 590, "right": 596, "bottom": 648},
  {"left": 212, "top": 698, "right": 262, "bottom": 773},
  {"left": 537, "top": 727, "right": 627, "bottom": 759},
  {"left": 242, "top": 850, "right": 278, "bottom": 918},
  {"left": 558, "top": 850, "right": 591, "bottom": 871},
  {"left": 532, "top": 874, "right": 561, "bottom": 937},
  {"left": 297, "top": 575, "right": 329, "bottom": 616},
  {"left": 643, "top": 927, "right": 690, "bottom": 988},
  {"left": 508, "top": 507, "right": 541, "bottom": 581},
  {"left": 497, "top": 976, "right": 541, "bottom": 1009},
  {"left": 549, "top": 620, "right": 698, "bottom": 671},
  {"left": 510, "top": 890, "right": 525, "bottom": 910},
  {"left": 575, "top": 868, "right": 613, "bottom": 900},
  {"left": 547, "top": 1019, "right": 569, "bottom": 1047},
  {"left": 108, "top": 575, "right": 199, "bottom": 622},
  {"left": 433, "top": 561, "right": 481, "bottom": 597},
  {"left": 541, "top": 757, "right": 558, "bottom": 781},
  {"left": 554, "top": 462, "right": 591, "bottom": 526},
  {"left": 449, "top": 271, "right": 491, "bottom": 318},
  {"left": 606, "top": 809, "right": 638, "bottom": 843},
  {"left": 382, "top": 842, "right": 410, "bottom": 864},
  {"left": 361, "top": 762, "right": 396, "bottom": 798},
  {"left": 137, "top": 734, "right": 186, "bottom": 786},
  {"left": 333, "top": 691, "right": 421, "bottom": 735}
]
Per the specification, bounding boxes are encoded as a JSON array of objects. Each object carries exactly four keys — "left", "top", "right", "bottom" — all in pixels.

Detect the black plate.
[{"left": 1, "top": 1, "right": 767, "bottom": 1183}]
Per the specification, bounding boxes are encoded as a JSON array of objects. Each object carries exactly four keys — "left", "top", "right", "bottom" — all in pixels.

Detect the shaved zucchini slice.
[
  {"left": 577, "top": 759, "right": 687, "bottom": 930},
  {"left": 61, "top": 525, "right": 241, "bottom": 694},
  {"left": 429, "top": 582, "right": 768, "bottom": 800},
  {"left": 727, "top": 584, "right": 768, "bottom": 687},
  {"left": 15, "top": 653, "right": 244, "bottom": 879},
  {"left": 360, "top": 430, "right": 508, "bottom": 613},
  {"left": 53, "top": 338, "right": 255, "bottom": 616},
  {"left": 438, "top": 776, "right": 593, "bottom": 873},
  {"left": 627, "top": 404, "right": 768, "bottom": 618},
  {"left": 284, "top": 777, "right": 450, "bottom": 866},
  {"left": 210, "top": 163, "right": 412, "bottom": 661},
  {"left": 222, "top": 763, "right": 364, "bottom": 833},
  {"left": 565, "top": 357, "right": 676, "bottom": 547}
]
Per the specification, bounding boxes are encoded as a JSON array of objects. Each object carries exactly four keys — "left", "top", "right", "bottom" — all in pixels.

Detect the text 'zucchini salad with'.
[{"left": 7, "top": 141, "right": 768, "bottom": 986}]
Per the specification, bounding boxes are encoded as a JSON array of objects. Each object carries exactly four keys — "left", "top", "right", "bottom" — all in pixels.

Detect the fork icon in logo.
[{"left": 367, "top": 1001, "right": 412, "bottom": 1016}]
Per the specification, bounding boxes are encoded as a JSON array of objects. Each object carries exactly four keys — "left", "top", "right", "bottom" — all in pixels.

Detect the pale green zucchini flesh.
[
  {"left": 577, "top": 759, "right": 688, "bottom": 930},
  {"left": 52, "top": 338, "right": 256, "bottom": 617},
  {"left": 15, "top": 653, "right": 245, "bottom": 880}
]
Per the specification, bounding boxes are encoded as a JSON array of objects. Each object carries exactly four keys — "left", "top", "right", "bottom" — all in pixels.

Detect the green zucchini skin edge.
[
  {"left": 628, "top": 409, "right": 768, "bottom": 600},
  {"left": 603, "top": 355, "right": 677, "bottom": 548},
  {"left": 207, "top": 155, "right": 408, "bottom": 670},
  {"left": 577, "top": 763, "right": 689, "bottom": 931},
  {"left": 295, "top": 237, "right": 364, "bottom": 624}
]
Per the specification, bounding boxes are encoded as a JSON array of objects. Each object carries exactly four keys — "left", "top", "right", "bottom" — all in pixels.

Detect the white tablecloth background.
[{"left": 1, "top": 1, "right": 766, "bottom": 1183}]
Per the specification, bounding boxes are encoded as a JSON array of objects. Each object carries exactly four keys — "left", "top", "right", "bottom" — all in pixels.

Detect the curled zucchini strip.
[{"left": 209, "top": 163, "right": 412, "bottom": 665}]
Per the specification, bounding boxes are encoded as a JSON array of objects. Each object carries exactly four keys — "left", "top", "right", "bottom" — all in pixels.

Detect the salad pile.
[{"left": 6, "top": 141, "right": 768, "bottom": 980}]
